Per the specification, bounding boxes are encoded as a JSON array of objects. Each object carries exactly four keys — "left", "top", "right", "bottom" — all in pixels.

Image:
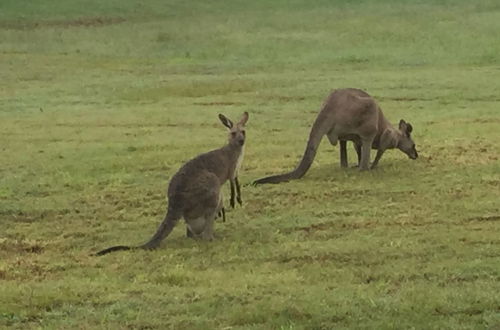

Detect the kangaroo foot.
[{"left": 201, "top": 232, "right": 214, "bottom": 241}]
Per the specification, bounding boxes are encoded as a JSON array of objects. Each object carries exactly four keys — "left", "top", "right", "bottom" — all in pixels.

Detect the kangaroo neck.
[
  {"left": 222, "top": 143, "right": 243, "bottom": 157},
  {"left": 373, "top": 110, "right": 401, "bottom": 150},
  {"left": 385, "top": 121, "right": 403, "bottom": 149},
  {"left": 221, "top": 143, "right": 244, "bottom": 178}
]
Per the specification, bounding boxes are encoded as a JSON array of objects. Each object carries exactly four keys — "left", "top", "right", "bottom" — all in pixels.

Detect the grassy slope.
[{"left": 1, "top": 0, "right": 499, "bottom": 328}]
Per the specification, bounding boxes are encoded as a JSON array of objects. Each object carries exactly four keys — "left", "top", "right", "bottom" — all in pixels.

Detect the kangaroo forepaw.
[
  {"left": 218, "top": 207, "right": 226, "bottom": 222},
  {"left": 237, "top": 196, "right": 242, "bottom": 206}
]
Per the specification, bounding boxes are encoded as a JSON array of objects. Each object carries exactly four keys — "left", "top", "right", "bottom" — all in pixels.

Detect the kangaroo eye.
[
  {"left": 231, "top": 132, "right": 236, "bottom": 137},
  {"left": 241, "top": 130, "right": 246, "bottom": 136}
]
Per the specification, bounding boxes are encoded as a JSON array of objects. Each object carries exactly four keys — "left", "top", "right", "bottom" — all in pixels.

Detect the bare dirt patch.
[
  {"left": 263, "top": 95, "right": 307, "bottom": 102},
  {"left": 193, "top": 101, "right": 245, "bottom": 106},
  {"left": 277, "top": 252, "right": 351, "bottom": 264},
  {"left": 468, "top": 117, "right": 500, "bottom": 124},
  {"left": 0, "top": 238, "right": 45, "bottom": 254},
  {"left": 378, "top": 96, "right": 431, "bottom": 102},
  {"left": 0, "top": 17, "right": 126, "bottom": 30},
  {"left": 295, "top": 222, "right": 333, "bottom": 233},
  {"left": 465, "top": 215, "right": 500, "bottom": 222}
]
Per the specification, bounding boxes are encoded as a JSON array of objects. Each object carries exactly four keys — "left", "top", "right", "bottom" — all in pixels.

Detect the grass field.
[{"left": 1, "top": 0, "right": 500, "bottom": 329}]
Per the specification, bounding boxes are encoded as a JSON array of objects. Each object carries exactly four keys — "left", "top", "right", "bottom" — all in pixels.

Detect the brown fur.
[
  {"left": 253, "top": 88, "right": 417, "bottom": 184},
  {"left": 95, "top": 112, "right": 249, "bottom": 256}
]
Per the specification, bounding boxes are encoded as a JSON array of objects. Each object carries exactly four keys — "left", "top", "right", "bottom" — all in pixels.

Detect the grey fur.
[
  {"left": 253, "top": 88, "right": 417, "bottom": 184},
  {"left": 95, "top": 112, "right": 249, "bottom": 256}
]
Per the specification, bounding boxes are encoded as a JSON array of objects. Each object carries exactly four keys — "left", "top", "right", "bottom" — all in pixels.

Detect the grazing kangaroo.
[
  {"left": 253, "top": 88, "right": 417, "bottom": 185},
  {"left": 95, "top": 112, "right": 249, "bottom": 256}
]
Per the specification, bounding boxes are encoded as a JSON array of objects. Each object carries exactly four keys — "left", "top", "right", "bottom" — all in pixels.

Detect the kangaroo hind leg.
[
  {"left": 359, "top": 136, "right": 375, "bottom": 171},
  {"left": 184, "top": 172, "right": 220, "bottom": 238},
  {"left": 339, "top": 140, "right": 348, "bottom": 168},
  {"left": 186, "top": 217, "right": 206, "bottom": 238},
  {"left": 186, "top": 212, "right": 216, "bottom": 241},
  {"left": 327, "top": 131, "right": 338, "bottom": 146},
  {"left": 202, "top": 190, "right": 222, "bottom": 240},
  {"left": 201, "top": 212, "right": 216, "bottom": 241},
  {"left": 352, "top": 141, "right": 361, "bottom": 168},
  {"left": 327, "top": 131, "right": 348, "bottom": 168}
]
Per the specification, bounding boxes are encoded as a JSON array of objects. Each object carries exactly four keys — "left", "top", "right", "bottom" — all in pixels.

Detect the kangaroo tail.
[
  {"left": 94, "top": 205, "right": 182, "bottom": 256},
  {"left": 94, "top": 245, "right": 131, "bottom": 256},
  {"left": 253, "top": 108, "right": 332, "bottom": 185},
  {"left": 138, "top": 205, "right": 182, "bottom": 250}
]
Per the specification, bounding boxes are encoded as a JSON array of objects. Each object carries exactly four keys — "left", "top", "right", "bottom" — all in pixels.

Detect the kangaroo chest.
[{"left": 234, "top": 146, "right": 245, "bottom": 177}]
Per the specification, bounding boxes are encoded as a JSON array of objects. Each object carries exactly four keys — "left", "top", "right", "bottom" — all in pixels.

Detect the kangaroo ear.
[
  {"left": 399, "top": 119, "right": 413, "bottom": 136},
  {"left": 406, "top": 123, "right": 413, "bottom": 134},
  {"left": 238, "top": 111, "right": 249, "bottom": 126},
  {"left": 219, "top": 114, "right": 233, "bottom": 129},
  {"left": 399, "top": 119, "right": 407, "bottom": 130}
]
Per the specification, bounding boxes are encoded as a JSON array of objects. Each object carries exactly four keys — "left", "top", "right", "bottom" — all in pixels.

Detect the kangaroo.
[
  {"left": 253, "top": 88, "right": 417, "bottom": 185},
  {"left": 95, "top": 112, "right": 249, "bottom": 256}
]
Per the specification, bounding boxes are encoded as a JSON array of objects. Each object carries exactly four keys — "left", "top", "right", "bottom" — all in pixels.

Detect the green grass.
[{"left": 1, "top": 0, "right": 500, "bottom": 329}]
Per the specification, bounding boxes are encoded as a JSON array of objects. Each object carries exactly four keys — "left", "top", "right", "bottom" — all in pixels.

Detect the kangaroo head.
[
  {"left": 218, "top": 112, "right": 249, "bottom": 147},
  {"left": 397, "top": 119, "right": 418, "bottom": 160}
]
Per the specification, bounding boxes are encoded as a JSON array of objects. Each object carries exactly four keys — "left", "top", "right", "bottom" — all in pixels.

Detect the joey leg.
[
  {"left": 339, "top": 140, "right": 348, "bottom": 168},
  {"left": 235, "top": 177, "right": 242, "bottom": 206}
]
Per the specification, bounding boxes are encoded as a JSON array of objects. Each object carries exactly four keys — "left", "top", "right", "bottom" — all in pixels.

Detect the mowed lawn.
[{"left": 1, "top": 0, "right": 499, "bottom": 329}]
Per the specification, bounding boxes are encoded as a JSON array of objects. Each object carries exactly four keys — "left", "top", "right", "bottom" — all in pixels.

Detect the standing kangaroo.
[
  {"left": 253, "top": 88, "right": 417, "bottom": 185},
  {"left": 95, "top": 112, "right": 249, "bottom": 256}
]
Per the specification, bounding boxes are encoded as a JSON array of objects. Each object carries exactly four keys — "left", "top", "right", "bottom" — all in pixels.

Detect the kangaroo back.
[{"left": 253, "top": 107, "right": 332, "bottom": 184}]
